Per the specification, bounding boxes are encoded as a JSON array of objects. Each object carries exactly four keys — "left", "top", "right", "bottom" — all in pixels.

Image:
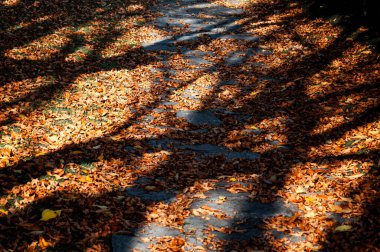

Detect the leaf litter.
[{"left": 0, "top": 0, "right": 379, "bottom": 251}]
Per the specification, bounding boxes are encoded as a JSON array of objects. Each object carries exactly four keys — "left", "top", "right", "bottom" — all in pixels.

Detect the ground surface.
[{"left": 0, "top": 0, "right": 379, "bottom": 251}]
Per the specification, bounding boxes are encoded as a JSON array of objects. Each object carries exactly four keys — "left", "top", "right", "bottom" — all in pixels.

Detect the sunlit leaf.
[
  {"left": 39, "top": 237, "right": 49, "bottom": 249},
  {"left": 78, "top": 175, "right": 93, "bottom": 183},
  {"left": 0, "top": 209, "right": 9, "bottom": 215}
]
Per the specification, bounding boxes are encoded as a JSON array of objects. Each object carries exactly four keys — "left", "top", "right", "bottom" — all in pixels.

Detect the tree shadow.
[{"left": 0, "top": 0, "right": 378, "bottom": 250}]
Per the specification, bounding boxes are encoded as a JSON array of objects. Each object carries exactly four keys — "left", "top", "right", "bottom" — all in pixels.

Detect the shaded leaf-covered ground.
[{"left": 0, "top": 0, "right": 379, "bottom": 251}]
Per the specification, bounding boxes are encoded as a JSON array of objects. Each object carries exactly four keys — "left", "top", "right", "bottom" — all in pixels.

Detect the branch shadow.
[{"left": 0, "top": 0, "right": 378, "bottom": 250}]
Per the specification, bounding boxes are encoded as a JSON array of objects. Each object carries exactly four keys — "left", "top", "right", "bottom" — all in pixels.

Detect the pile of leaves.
[{"left": 0, "top": 0, "right": 379, "bottom": 250}]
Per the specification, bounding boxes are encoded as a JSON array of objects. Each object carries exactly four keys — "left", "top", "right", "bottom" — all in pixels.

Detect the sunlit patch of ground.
[{"left": 0, "top": 0, "right": 378, "bottom": 250}]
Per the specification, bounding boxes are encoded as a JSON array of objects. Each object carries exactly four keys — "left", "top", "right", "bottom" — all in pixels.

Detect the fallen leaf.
[
  {"left": 79, "top": 175, "right": 93, "bottom": 183},
  {"left": 39, "top": 237, "right": 49, "bottom": 249},
  {"left": 250, "top": 91, "right": 260, "bottom": 96},
  {"left": 295, "top": 186, "right": 306, "bottom": 194},
  {"left": 304, "top": 211, "right": 316, "bottom": 218},
  {"left": 335, "top": 225, "right": 352, "bottom": 232},
  {"left": 98, "top": 152, "right": 104, "bottom": 161},
  {"left": 35, "top": 152, "right": 48, "bottom": 157},
  {"left": 71, "top": 150, "right": 83, "bottom": 155},
  {"left": 40, "top": 209, "right": 61, "bottom": 221},
  {"left": 0, "top": 209, "right": 9, "bottom": 215},
  {"left": 249, "top": 125, "right": 259, "bottom": 130}
]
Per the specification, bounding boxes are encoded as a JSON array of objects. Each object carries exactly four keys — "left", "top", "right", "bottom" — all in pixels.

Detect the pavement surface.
[{"left": 111, "top": 0, "right": 349, "bottom": 251}]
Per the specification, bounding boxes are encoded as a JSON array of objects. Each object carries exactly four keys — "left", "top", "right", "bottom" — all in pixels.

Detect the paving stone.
[
  {"left": 185, "top": 55, "right": 213, "bottom": 65},
  {"left": 125, "top": 187, "right": 176, "bottom": 203},
  {"left": 112, "top": 234, "right": 151, "bottom": 252},
  {"left": 239, "top": 198, "right": 298, "bottom": 218},
  {"left": 161, "top": 101, "right": 179, "bottom": 106},
  {"left": 203, "top": 188, "right": 250, "bottom": 200},
  {"left": 185, "top": 194, "right": 301, "bottom": 242},
  {"left": 183, "top": 50, "right": 214, "bottom": 57},
  {"left": 209, "top": 34, "right": 260, "bottom": 42},
  {"left": 181, "top": 86, "right": 202, "bottom": 100},
  {"left": 213, "top": 227, "right": 262, "bottom": 240},
  {"left": 148, "top": 139, "right": 181, "bottom": 150},
  {"left": 113, "top": 224, "right": 183, "bottom": 252},
  {"left": 182, "top": 93, "right": 201, "bottom": 100},
  {"left": 142, "top": 37, "right": 176, "bottom": 51},
  {"left": 163, "top": 77, "right": 185, "bottom": 83},
  {"left": 176, "top": 110, "right": 222, "bottom": 126},
  {"left": 140, "top": 115, "right": 154, "bottom": 123},
  {"left": 225, "top": 51, "right": 245, "bottom": 66},
  {"left": 183, "top": 216, "right": 209, "bottom": 231},
  {"left": 147, "top": 138, "right": 260, "bottom": 159},
  {"left": 152, "top": 108, "right": 166, "bottom": 113}
]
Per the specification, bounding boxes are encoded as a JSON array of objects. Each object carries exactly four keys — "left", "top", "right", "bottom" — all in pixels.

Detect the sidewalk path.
[{"left": 112, "top": 0, "right": 307, "bottom": 251}]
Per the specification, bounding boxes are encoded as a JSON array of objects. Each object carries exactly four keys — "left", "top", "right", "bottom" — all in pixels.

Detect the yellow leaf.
[
  {"left": 335, "top": 225, "right": 352, "bottom": 232},
  {"left": 79, "top": 176, "right": 93, "bottom": 183},
  {"left": 134, "top": 145, "right": 143, "bottom": 149},
  {"left": 249, "top": 125, "right": 259, "bottom": 130},
  {"left": 250, "top": 91, "right": 260, "bottom": 96},
  {"left": 35, "top": 152, "right": 47, "bottom": 157},
  {"left": 229, "top": 178, "right": 237, "bottom": 182},
  {"left": 304, "top": 196, "right": 315, "bottom": 202},
  {"left": 219, "top": 196, "right": 227, "bottom": 201},
  {"left": 40, "top": 209, "right": 61, "bottom": 221},
  {"left": 361, "top": 50, "right": 372, "bottom": 54},
  {"left": 0, "top": 209, "right": 9, "bottom": 215}
]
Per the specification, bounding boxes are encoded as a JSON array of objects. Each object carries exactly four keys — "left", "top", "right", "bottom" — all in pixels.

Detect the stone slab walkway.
[{"left": 111, "top": 0, "right": 350, "bottom": 251}]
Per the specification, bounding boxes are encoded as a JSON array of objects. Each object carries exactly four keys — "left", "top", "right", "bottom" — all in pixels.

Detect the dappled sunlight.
[
  {"left": 64, "top": 44, "right": 94, "bottom": 62},
  {"left": 278, "top": 156, "right": 377, "bottom": 250},
  {"left": 0, "top": 75, "right": 56, "bottom": 105},
  {"left": 4, "top": 29, "right": 72, "bottom": 60},
  {"left": 309, "top": 120, "right": 379, "bottom": 157},
  {"left": 0, "top": 0, "right": 19, "bottom": 6},
  {"left": 101, "top": 25, "right": 164, "bottom": 58},
  {"left": 6, "top": 15, "right": 54, "bottom": 33},
  {"left": 295, "top": 19, "right": 342, "bottom": 48},
  {"left": 0, "top": 0, "right": 378, "bottom": 250}
]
